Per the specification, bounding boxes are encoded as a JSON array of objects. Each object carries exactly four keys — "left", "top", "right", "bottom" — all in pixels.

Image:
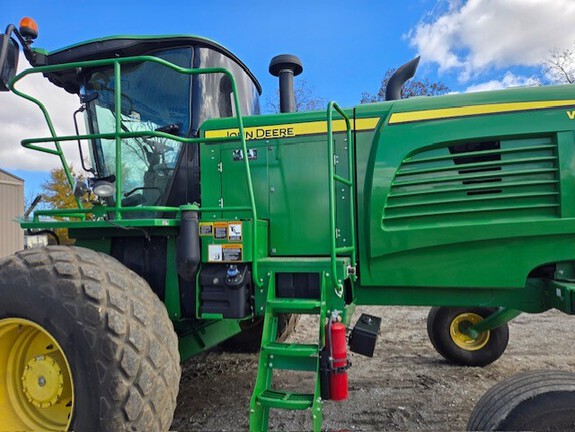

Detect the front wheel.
[
  {"left": 427, "top": 306, "right": 509, "bottom": 367},
  {"left": 0, "top": 246, "right": 181, "bottom": 431},
  {"left": 467, "top": 370, "right": 575, "bottom": 431}
]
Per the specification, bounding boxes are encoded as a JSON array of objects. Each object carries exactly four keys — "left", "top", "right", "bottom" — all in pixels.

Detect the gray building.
[{"left": 0, "top": 168, "right": 24, "bottom": 258}]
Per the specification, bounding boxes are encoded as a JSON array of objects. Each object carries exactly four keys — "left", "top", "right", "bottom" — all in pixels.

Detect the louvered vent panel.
[{"left": 384, "top": 137, "right": 559, "bottom": 227}]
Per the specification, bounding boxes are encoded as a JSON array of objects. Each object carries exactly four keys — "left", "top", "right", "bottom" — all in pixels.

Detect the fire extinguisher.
[{"left": 321, "top": 311, "right": 350, "bottom": 401}]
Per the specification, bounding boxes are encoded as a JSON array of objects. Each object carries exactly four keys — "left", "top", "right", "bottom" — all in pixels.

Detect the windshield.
[{"left": 82, "top": 45, "right": 260, "bottom": 208}]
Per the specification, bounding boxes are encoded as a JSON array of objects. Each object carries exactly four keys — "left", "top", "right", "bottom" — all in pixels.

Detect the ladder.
[
  {"left": 249, "top": 102, "right": 356, "bottom": 431},
  {"left": 249, "top": 269, "right": 328, "bottom": 432}
]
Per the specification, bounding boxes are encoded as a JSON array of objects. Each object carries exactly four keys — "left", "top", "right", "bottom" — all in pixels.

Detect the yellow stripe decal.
[
  {"left": 388, "top": 100, "right": 575, "bottom": 125},
  {"left": 204, "top": 117, "right": 380, "bottom": 140}
]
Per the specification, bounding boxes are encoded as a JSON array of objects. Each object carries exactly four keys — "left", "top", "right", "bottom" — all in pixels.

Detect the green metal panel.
[
  {"left": 354, "top": 85, "right": 575, "bottom": 293},
  {"left": 266, "top": 133, "right": 352, "bottom": 256},
  {"left": 269, "top": 137, "right": 330, "bottom": 255},
  {"left": 177, "top": 319, "right": 242, "bottom": 362},
  {"left": 164, "top": 236, "right": 181, "bottom": 319},
  {"left": 221, "top": 140, "right": 270, "bottom": 220}
]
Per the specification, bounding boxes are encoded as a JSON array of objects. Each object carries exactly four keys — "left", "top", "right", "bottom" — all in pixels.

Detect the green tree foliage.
[
  {"left": 41, "top": 166, "right": 87, "bottom": 245},
  {"left": 361, "top": 68, "right": 450, "bottom": 103},
  {"left": 42, "top": 167, "right": 82, "bottom": 209}
]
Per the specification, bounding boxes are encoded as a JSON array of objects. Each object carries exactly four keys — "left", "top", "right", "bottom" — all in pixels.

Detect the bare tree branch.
[
  {"left": 361, "top": 68, "right": 449, "bottom": 103},
  {"left": 266, "top": 80, "right": 326, "bottom": 113},
  {"left": 542, "top": 46, "right": 575, "bottom": 84}
]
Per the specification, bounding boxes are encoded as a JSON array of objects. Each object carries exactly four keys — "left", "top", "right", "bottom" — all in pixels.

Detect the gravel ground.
[{"left": 171, "top": 306, "right": 575, "bottom": 431}]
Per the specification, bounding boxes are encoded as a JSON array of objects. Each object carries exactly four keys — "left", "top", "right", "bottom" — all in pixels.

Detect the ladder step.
[
  {"left": 263, "top": 342, "right": 318, "bottom": 357},
  {"left": 256, "top": 390, "right": 315, "bottom": 410},
  {"left": 268, "top": 298, "right": 322, "bottom": 314},
  {"left": 263, "top": 342, "right": 319, "bottom": 372}
]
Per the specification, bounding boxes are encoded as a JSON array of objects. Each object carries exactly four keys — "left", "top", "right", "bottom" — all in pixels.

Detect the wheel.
[
  {"left": 427, "top": 306, "right": 509, "bottom": 366},
  {"left": 220, "top": 314, "right": 300, "bottom": 352},
  {"left": 467, "top": 370, "right": 575, "bottom": 431},
  {"left": 0, "top": 246, "right": 181, "bottom": 431}
]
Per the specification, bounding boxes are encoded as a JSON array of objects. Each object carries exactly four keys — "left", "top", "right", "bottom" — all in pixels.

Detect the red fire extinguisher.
[{"left": 325, "top": 312, "right": 349, "bottom": 401}]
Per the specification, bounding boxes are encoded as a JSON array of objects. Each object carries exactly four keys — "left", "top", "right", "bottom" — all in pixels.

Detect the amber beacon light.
[{"left": 18, "top": 17, "right": 38, "bottom": 40}]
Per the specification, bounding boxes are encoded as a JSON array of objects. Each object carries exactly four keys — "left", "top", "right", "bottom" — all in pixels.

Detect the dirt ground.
[{"left": 170, "top": 306, "right": 575, "bottom": 431}]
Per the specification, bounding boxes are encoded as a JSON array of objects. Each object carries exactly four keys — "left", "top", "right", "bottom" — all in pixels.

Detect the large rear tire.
[
  {"left": 427, "top": 306, "right": 509, "bottom": 366},
  {"left": 0, "top": 246, "right": 180, "bottom": 431},
  {"left": 467, "top": 370, "right": 575, "bottom": 431}
]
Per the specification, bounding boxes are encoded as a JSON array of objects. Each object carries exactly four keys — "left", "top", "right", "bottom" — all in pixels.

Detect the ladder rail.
[
  {"left": 326, "top": 102, "right": 357, "bottom": 291},
  {"left": 249, "top": 270, "right": 329, "bottom": 431}
]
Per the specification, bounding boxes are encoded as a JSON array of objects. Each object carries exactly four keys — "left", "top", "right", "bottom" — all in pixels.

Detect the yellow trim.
[
  {"left": 204, "top": 117, "right": 380, "bottom": 140},
  {"left": 449, "top": 312, "right": 490, "bottom": 351},
  {"left": 389, "top": 100, "right": 575, "bottom": 124},
  {"left": 0, "top": 318, "right": 74, "bottom": 431}
]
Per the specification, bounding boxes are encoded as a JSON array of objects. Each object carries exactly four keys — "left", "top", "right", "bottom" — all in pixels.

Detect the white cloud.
[
  {"left": 409, "top": 0, "right": 575, "bottom": 81},
  {"left": 465, "top": 71, "right": 540, "bottom": 92},
  {"left": 0, "top": 57, "right": 82, "bottom": 172}
]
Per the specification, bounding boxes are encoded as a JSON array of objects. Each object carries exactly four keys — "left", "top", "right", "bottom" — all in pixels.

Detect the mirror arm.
[
  {"left": 3, "top": 24, "right": 37, "bottom": 65},
  {"left": 73, "top": 107, "right": 96, "bottom": 175}
]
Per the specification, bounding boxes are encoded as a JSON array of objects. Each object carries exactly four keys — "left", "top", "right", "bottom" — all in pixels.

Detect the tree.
[
  {"left": 361, "top": 68, "right": 450, "bottom": 103},
  {"left": 265, "top": 79, "right": 326, "bottom": 113},
  {"left": 41, "top": 166, "right": 87, "bottom": 245},
  {"left": 542, "top": 45, "right": 575, "bottom": 84}
]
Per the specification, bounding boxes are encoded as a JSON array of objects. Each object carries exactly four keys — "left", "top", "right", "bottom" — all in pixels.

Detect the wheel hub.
[
  {"left": 450, "top": 312, "right": 490, "bottom": 351},
  {"left": 21, "top": 355, "right": 64, "bottom": 408},
  {"left": 0, "top": 318, "right": 74, "bottom": 431}
]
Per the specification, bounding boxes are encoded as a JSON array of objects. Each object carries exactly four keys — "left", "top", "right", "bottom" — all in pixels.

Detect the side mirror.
[{"left": 0, "top": 34, "right": 19, "bottom": 91}]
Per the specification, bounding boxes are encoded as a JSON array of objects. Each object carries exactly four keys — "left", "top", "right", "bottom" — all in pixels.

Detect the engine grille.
[{"left": 383, "top": 136, "right": 560, "bottom": 227}]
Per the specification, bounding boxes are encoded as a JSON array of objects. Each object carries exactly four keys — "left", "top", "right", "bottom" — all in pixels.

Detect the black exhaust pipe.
[
  {"left": 269, "top": 54, "right": 303, "bottom": 113},
  {"left": 385, "top": 56, "right": 421, "bottom": 101}
]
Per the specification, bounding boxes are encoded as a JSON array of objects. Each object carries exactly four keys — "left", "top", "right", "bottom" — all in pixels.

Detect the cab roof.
[{"left": 38, "top": 35, "right": 262, "bottom": 94}]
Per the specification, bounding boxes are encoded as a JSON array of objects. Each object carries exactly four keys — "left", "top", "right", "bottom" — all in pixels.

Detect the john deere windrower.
[{"left": 2, "top": 17, "right": 575, "bottom": 431}]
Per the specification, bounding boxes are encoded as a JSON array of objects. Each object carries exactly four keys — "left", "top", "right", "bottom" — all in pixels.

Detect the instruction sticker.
[
  {"left": 228, "top": 222, "right": 242, "bottom": 242},
  {"left": 223, "top": 244, "right": 243, "bottom": 262},
  {"left": 214, "top": 222, "right": 228, "bottom": 239},
  {"left": 199, "top": 222, "right": 213, "bottom": 236},
  {"left": 208, "top": 244, "right": 223, "bottom": 262}
]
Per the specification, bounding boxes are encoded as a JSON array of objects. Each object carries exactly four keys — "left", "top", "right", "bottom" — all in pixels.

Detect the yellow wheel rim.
[
  {"left": 0, "top": 318, "right": 74, "bottom": 431},
  {"left": 449, "top": 312, "right": 490, "bottom": 351}
]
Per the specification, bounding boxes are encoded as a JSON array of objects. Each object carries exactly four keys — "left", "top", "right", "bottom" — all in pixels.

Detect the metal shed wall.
[{"left": 0, "top": 169, "right": 24, "bottom": 258}]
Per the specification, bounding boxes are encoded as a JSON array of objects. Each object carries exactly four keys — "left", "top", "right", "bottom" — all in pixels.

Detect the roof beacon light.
[{"left": 19, "top": 17, "right": 38, "bottom": 41}]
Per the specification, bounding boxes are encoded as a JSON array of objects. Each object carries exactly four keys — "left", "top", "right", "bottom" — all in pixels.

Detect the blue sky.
[{"left": 2, "top": 0, "right": 574, "bottom": 198}]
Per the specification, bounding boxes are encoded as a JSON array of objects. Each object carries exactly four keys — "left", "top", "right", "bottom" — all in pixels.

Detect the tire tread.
[{"left": 0, "top": 246, "right": 181, "bottom": 431}]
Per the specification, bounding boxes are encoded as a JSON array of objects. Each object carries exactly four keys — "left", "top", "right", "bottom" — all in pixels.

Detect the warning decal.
[
  {"left": 199, "top": 222, "right": 213, "bottom": 236},
  {"left": 222, "top": 244, "right": 242, "bottom": 262},
  {"left": 228, "top": 222, "right": 242, "bottom": 242},
  {"left": 208, "top": 244, "right": 223, "bottom": 262},
  {"left": 214, "top": 222, "right": 228, "bottom": 239}
]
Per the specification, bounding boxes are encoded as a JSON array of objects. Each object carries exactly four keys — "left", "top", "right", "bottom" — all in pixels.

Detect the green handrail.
[
  {"left": 326, "top": 102, "right": 357, "bottom": 293},
  {"left": 10, "top": 55, "right": 262, "bottom": 287}
]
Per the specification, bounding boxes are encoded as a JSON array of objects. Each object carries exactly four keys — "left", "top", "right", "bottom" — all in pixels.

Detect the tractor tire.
[
  {"left": 0, "top": 246, "right": 180, "bottom": 432},
  {"left": 221, "top": 313, "right": 300, "bottom": 352},
  {"left": 427, "top": 306, "right": 509, "bottom": 367},
  {"left": 467, "top": 370, "right": 575, "bottom": 431}
]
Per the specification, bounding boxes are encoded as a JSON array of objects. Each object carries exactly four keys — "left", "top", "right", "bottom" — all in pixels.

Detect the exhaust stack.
[
  {"left": 385, "top": 56, "right": 421, "bottom": 101},
  {"left": 269, "top": 54, "right": 303, "bottom": 113}
]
